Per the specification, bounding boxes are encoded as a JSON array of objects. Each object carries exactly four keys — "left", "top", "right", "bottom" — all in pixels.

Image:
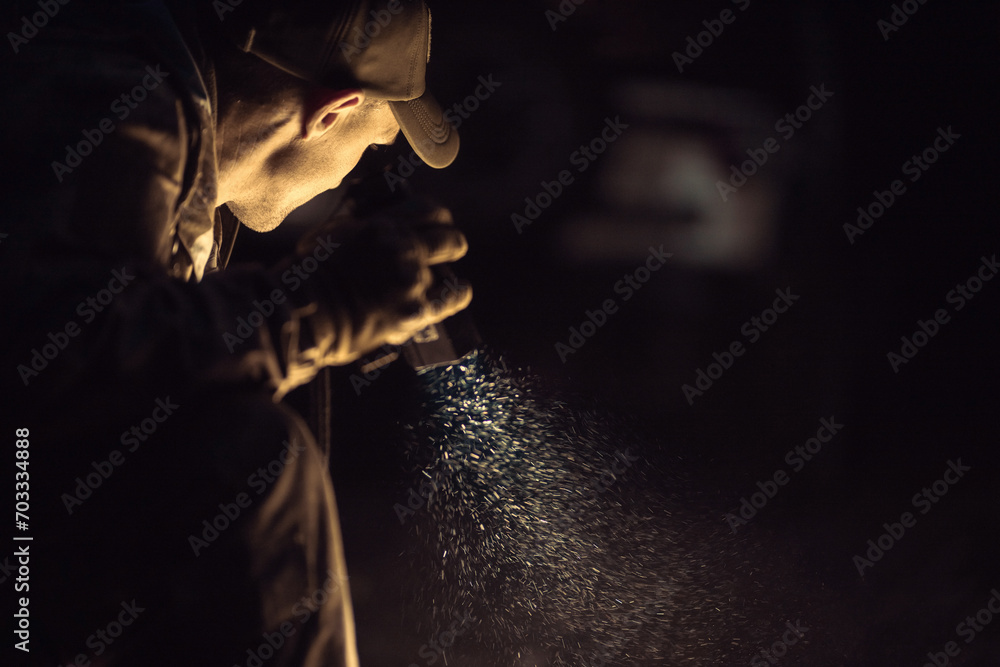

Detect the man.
[{"left": 1, "top": 0, "right": 466, "bottom": 664}]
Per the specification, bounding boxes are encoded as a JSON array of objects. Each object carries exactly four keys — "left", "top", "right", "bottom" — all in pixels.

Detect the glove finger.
[
  {"left": 375, "top": 278, "right": 472, "bottom": 347},
  {"left": 371, "top": 202, "right": 454, "bottom": 226},
  {"left": 381, "top": 300, "right": 426, "bottom": 345},
  {"left": 422, "top": 279, "right": 473, "bottom": 322},
  {"left": 412, "top": 225, "right": 468, "bottom": 265},
  {"left": 406, "top": 205, "right": 454, "bottom": 225}
]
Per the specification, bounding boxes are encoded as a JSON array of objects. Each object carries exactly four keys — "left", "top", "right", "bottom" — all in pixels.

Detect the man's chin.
[{"left": 225, "top": 200, "right": 294, "bottom": 233}]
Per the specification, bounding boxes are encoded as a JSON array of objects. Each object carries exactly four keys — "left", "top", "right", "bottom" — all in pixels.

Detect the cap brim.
[{"left": 390, "top": 91, "right": 460, "bottom": 169}]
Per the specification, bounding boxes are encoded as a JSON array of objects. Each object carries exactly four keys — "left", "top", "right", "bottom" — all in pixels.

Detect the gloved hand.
[{"left": 290, "top": 199, "right": 472, "bottom": 367}]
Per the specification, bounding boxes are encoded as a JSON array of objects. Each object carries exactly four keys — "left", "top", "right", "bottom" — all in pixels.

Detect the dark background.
[
  {"left": 1, "top": 0, "right": 997, "bottom": 664},
  {"left": 296, "top": 1, "right": 1000, "bottom": 665},
  {"left": 232, "top": 0, "right": 1000, "bottom": 664},
  {"left": 98, "top": 0, "right": 1000, "bottom": 664}
]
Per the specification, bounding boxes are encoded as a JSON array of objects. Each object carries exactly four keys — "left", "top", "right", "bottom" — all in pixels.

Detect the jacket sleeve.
[{"left": 1, "top": 50, "right": 337, "bottom": 402}]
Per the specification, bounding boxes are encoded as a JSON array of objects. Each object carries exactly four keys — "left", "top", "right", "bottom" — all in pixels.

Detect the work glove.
[{"left": 285, "top": 195, "right": 472, "bottom": 369}]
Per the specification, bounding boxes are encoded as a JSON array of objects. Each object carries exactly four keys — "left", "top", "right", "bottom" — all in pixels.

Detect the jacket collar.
[{"left": 121, "top": 1, "right": 221, "bottom": 281}]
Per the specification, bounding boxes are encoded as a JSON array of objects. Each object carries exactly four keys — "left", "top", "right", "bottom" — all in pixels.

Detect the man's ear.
[{"left": 303, "top": 88, "right": 366, "bottom": 140}]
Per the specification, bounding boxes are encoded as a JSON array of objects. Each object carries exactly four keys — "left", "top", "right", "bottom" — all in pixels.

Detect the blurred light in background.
[{"left": 557, "top": 81, "right": 783, "bottom": 271}]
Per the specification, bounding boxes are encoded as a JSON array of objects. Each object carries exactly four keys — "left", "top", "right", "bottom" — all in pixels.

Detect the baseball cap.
[{"left": 224, "top": 0, "right": 459, "bottom": 168}]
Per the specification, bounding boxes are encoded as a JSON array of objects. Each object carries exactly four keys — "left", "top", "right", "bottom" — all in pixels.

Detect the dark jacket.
[{"left": 1, "top": 2, "right": 357, "bottom": 665}]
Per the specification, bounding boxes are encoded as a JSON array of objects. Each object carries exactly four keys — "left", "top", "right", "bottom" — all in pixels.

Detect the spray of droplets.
[{"left": 398, "top": 350, "right": 858, "bottom": 666}]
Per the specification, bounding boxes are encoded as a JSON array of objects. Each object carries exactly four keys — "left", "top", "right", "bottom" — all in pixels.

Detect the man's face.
[{"left": 226, "top": 99, "right": 400, "bottom": 232}]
